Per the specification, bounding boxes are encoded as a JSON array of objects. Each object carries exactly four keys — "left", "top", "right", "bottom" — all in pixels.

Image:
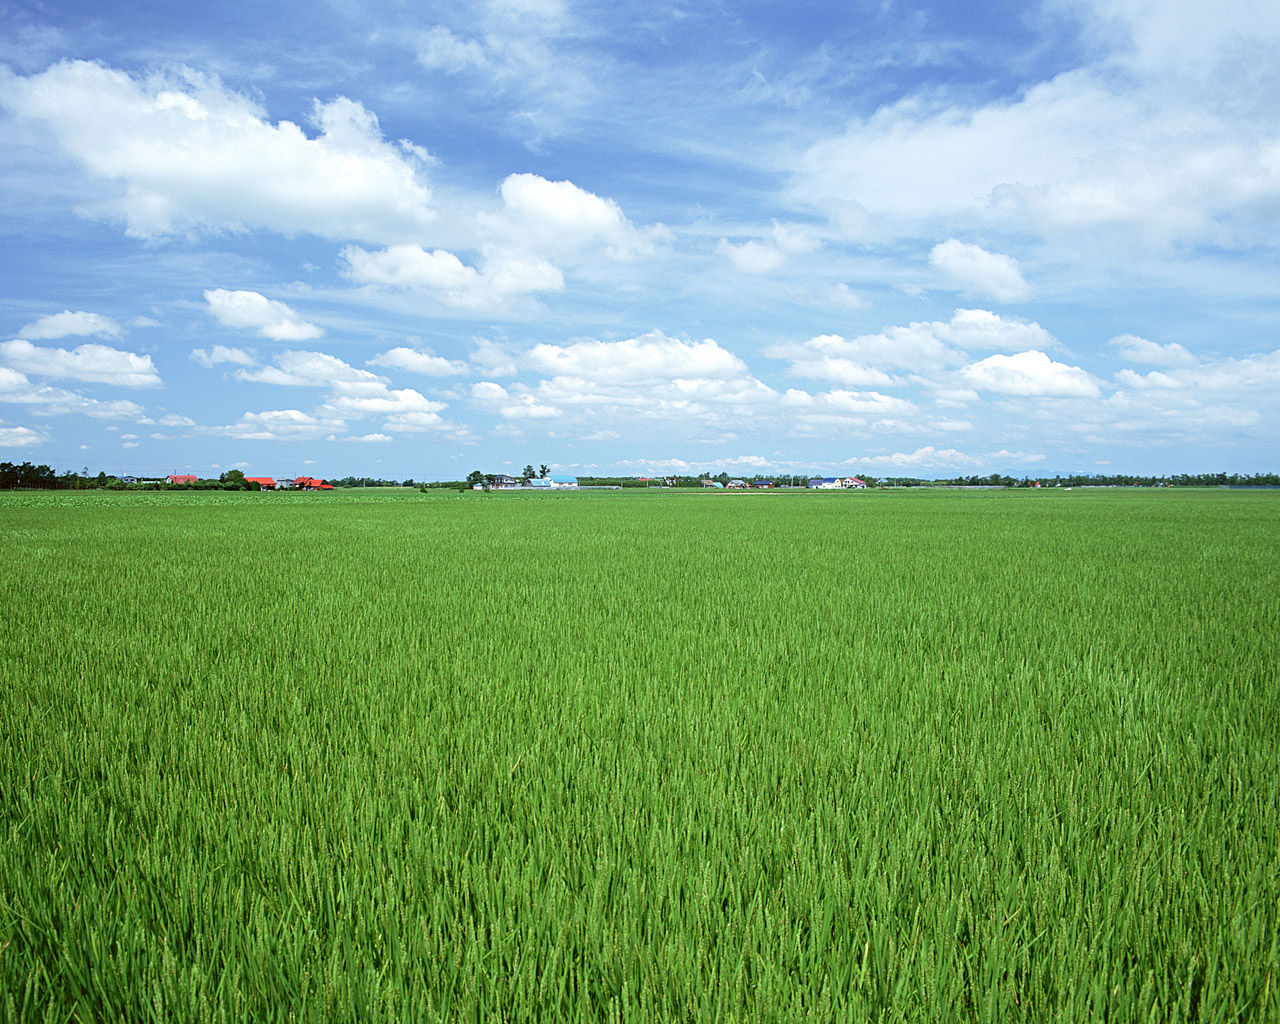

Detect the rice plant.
[{"left": 1, "top": 487, "right": 1276, "bottom": 1021}]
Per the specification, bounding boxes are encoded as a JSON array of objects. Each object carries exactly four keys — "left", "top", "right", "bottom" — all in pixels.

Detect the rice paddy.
[{"left": 1, "top": 487, "right": 1276, "bottom": 1021}]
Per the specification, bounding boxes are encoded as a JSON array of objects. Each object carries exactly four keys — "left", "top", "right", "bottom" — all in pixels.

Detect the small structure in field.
[
  {"left": 807, "top": 476, "right": 867, "bottom": 490},
  {"left": 294, "top": 476, "right": 333, "bottom": 490},
  {"left": 166, "top": 474, "right": 198, "bottom": 485},
  {"left": 245, "top": 477, "right": 275, "bottom": 490}
]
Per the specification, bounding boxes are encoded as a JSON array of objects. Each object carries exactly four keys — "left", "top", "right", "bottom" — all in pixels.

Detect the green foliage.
[{"left": 1, "top": 488, "right": 1277, "bottom": 1020}]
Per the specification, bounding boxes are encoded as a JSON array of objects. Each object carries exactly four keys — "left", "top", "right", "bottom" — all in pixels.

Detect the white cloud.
[
  {"left": 929, "top": 240, "right": 1029, "bottom": 302},
  {"left": 471, "top": 332, "right": 778, "bottom": 427},
  {"left": 0, "top": 339, "right": 160, "bottom": 387},
  {"left": 848, "top": 446, "right": 1045, "bottom": 470},
  {"left": 0, "top": 61, "right": 436, "bottom": 243},
  {"left": 236, "top": 350, "right": 373, "bottom": 388},
  {"left": 18, "top": 310, "right": 121, "bottom": 340},
  {"left": 471, "top": 381, "right": 561, "bottom": 419},
  {"left": 1110, "top": 334, "right": 1198, "bottom": 367},
  {"left": 525, "top": 331, "right": 752, "bottom": 386},
  {"left": 0, "top": 365, "right": 143, "bottom": 418},
  {"left": 223, "top": 409, "right": 343, "bottom": 441},
  {"left": 369, "top": 347, "right": 469, "bottom": 376},
  {"left": 347, "top": 433, "right": 393, "bottom": 443},
  {"left": 0, "top": 425, "right": 44, "bottom": 446},
  {"left": 383, "top": 410, "right": 449, "bottom": 432},
  {"left": 234, "top": 349, "right": 452, "bottom": 429},
  {"left": 717, "top": 238, "right": 786, "bottom": 274},
  {"left": 781, "top": 387, "right": 917, "bottom": 420},
  {"left": 963, "top": 350, "right": 1102, "bottom": 397},
  {"left": 772, "top": 309, "right": 1057, "bottom": 382},
  {"left": 341, "top": 244, "right": 563, "bottom": 310},
  {"left": 191, "top": 345, "right": 255, "bottom": 368},
  {"left": 204, "top": 290, "right": 323, "bottom": 341},
  {"left": 492, "top": 173, "right": 668, "bottom": 262},
  {"left": 825, "top": 284, "right": 868, "bottom": 311},
  {"left": 469, "top": 338, "right": 519, "bottom": 377},
  {"left": 792, "top": 3, "right": 1280, "bottom": 255}
]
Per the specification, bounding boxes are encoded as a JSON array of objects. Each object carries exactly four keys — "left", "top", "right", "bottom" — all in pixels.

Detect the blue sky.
[{"left": 2, "top": 0, "right": 1278, "bottom": 479}]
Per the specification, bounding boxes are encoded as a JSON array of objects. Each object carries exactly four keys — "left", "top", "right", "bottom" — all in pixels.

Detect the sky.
[{"left": 1, "top": 0, "right": 1278, "bottom": 480}]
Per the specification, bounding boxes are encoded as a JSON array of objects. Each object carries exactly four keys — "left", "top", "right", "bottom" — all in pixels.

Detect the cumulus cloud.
[
  {"left": 0, "top": 339, "right": 160, "bottom": 387},
  {"left": 470, "top": 331, "right": 777, "bottom": 430},
  {"left": 204, "top": 290, "right": 323, "bottom": 341},
  {"left": 341, "top": 244, "right": 563, "bottom": 310},
  {"left": 0, "top": 365, "right": 143, "bottom": 418},
  {"left": 18, "top": 310, "right": 122, "bottom": 340},
  {"left": 490, "top": 174, "right": 669, "bottom": 263},
  {"left": 929, "top": 240, "right": 1029, "bottom": 302},
  {"left": 848, "top": 446, "right": 1045, "bottom": 469},
  {"left": 793, "top": 7, "right": 1280, "bottom": 254},
  {"left": 1110, "top": 334, "right": 1198, "bottom": 367},
  {"left": 717, "top": 238, "right": 786, "bottom": 274},
  {"left": 231, "top": 349, "right": 454, "bottom": 438},
  {"left": 223, "top": 409, "right": 343, "bottom": 441},
  {"left": 962, "top": 350, "right": 1102, "bottom": 397},
  {"left": 772, "top": 309, "right": 1057, "bottom": 382},
  {"left": 0, "top": 425, "right": 44, "bottom": 446},
  {"left": 369, "top": 346, "right": 469, "bottom": 376},
  {"left": 191, "top": 345, "right": 255, "bottom": 368},
  {"left": 0, "top": 61, "right": 436, "bottom": 243}
]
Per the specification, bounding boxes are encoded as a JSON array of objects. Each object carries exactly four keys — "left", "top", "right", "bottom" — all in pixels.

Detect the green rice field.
[{"left": 1, "top": 487, "right": 1277, "bottom": 1021}]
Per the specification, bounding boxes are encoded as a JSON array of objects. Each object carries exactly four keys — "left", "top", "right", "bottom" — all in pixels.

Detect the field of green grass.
[{"left": 1, "top": 487, "right": 1277, "bottom": 1021}]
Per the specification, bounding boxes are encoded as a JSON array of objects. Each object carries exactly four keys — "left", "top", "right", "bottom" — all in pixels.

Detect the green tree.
[
  {"left": 539, "top": 464, "right": 550, "bottom": 478},
  {"left": 522, "top": 464, "right": 536, "bottom": 481},
  {"left": 220, "top": 469, "right": 248, "bottom": 489},
  {"left": 466, "top": 470, "right": 484, "bottom": 489}
]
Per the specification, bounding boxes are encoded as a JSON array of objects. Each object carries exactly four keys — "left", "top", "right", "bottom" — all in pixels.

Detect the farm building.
[
  {"left": 752, "top": 479, "right": 773, "bottom": 488},
  {"left": 727, "top": 479, "right": 748, "bottom": 489},
  {"left": 293, "top": 476, "right": 333, "bottom": 490},
  {"left": 807, "top": 477, "right": 867, "bottom": 490},
  {"left": 701, "top": 479, "right": 725, "bottom": 488},
  {"left": 549, "top": 476, "right": 578, "bottom": 489},
  {"left": 245, "top": 477, "right": 275, "bottom": 490},
  {"left": 166, "top": 474, "right": 198, "bottom": 485},
  {"left": 525, "top": 478, "right": 552, "bottom": 489}
]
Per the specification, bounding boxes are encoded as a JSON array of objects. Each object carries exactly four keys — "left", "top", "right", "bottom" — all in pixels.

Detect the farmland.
[{"left": 1, "top": 487, "right": 1277, "bottom": 1021}]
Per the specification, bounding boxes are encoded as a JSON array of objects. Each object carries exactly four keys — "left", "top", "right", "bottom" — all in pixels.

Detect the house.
[
  {"left": 245, "top": 477, "right": 275, "bottom": 490},
  {"left": 727, "top": 479, "right": 748, "bottom": 489},
  {"left": 275, "top": 477, "right": 295, "bottom": 489},
  {"left": 549, "top": 475, "right": 578, "bottom": 489},
  {"left": 166, "top": 474, "right": 198, "bottom": 485},
  {"left": 492, "top": 474, "right": 522, "bottom": 489},
  {"left": 294, "top": 476, "right": 333, "bottom": 490},
  {"left": 807, "top": 476, "right": 867, "bottom": 490},
  {"left": 752, "top": 479, "right": 773, "bottom": 488}
]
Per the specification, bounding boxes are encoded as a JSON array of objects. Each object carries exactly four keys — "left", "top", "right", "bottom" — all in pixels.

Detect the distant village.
[{"left": 3, "top": 460, "right": 1277, "bottom": 492}]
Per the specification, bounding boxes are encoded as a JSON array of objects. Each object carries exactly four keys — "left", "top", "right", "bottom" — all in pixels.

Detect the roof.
[
  {"left": 549, "top": 475, "right": 577, "bottom": 483},
  {"left": 167, "top": 474, "right": 197, "bottom": 484},
  {"left": 245, "top": 477, "right": 275, "bottom": 486},
  {"left": 527, "top": 478, "right": 552, "bottom": 488}
]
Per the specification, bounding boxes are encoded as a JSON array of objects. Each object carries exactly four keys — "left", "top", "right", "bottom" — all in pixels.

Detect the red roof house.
[
  {"left": 293, "top": 476, "right": 333, "bottom": 490},
  {"left": 166, "top": 474, "right": 198, "bottom": 485},
  {"left": 245, "top": 477, "right": 275, "bottom": 490}
]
